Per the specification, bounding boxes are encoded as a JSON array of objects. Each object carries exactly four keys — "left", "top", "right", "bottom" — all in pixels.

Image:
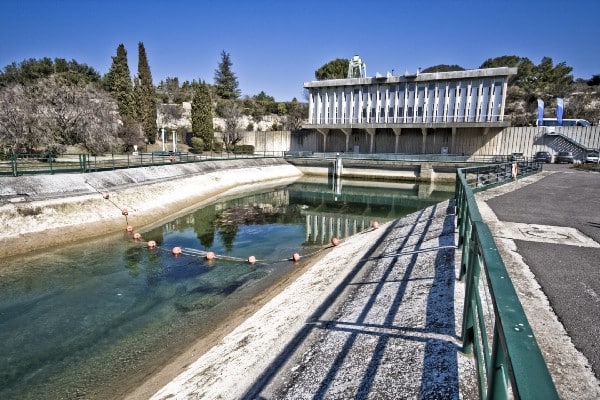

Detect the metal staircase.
[{"left": 543, "top": 130, "right": 596, "bottom": 158}]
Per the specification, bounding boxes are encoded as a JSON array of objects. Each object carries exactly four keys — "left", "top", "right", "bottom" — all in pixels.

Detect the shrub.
[
  {"left": 189, "top": 137, "right": 204, "bottom": 153},
  {"left": 211, "top": 141, "right": 224, "bottom": 152},
  {"left": 233, "top": 145, "right": 254, "bottom": 155}
]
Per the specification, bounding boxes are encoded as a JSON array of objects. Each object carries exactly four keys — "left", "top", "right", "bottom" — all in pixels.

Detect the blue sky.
[{"left": 1, "top": 0, "right": 599, "bottom": 101}]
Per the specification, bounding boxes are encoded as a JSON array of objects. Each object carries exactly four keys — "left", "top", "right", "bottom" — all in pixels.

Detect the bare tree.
[
  {"left": 0, "top": 77, "right": 120, "bottom": 154},
  {"left": 0, "top": 84, "right": 48, "bottom": 153},
  {"left": 158, "top": 103, "right": 183, "bottom": 129},
  {"left": 286, "top": 98, "right": 307, "bottom": 131},
  {"left": 221, "top": 100, "right": 244, "bottom": 150},
  {"left": 34, "top": 77, "right": 120, "bottom": 154}
]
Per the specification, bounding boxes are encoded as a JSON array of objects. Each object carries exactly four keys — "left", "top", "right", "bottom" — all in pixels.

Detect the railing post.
[
  {"left": 487, "top": 328, "right": 509, "bottom": 400},
  {"left": 79, "top": 154, "right": 85, "bottom": 172},
  {"left": 11, "top": 153, "right": 18, "bottom": 176},
  {"left": 461, "top": 229, "right": 480, "bottom": 354}
]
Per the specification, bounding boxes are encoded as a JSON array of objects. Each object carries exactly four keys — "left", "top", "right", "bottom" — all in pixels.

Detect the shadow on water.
[{"left": 243, "top": 201, "right": 462, "bottom": 399}]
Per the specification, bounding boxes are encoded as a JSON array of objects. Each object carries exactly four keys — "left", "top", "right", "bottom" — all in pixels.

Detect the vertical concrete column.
[
  {"left": 316, "top": 128, "right": 329, "bottom": 152},
  {"left": 341, "top": 128, "right": 352, "bottom": 152},
  {"left": 392, "top": 127, "right": 402, "bottom": 153},
  {"left": 308, "top": 90, "right": 314, "bottom": 124},
  {"left": 421, "top": 127, "right": 428, "bottom": 154},
  {"left": 451, "top": 127, "right": 457, "bottom": 154},
  {"left": 419, "top": 162, "right": 434, "bottom": 181},
  {"left": 365, "top": 128, "right": 376, "bottom": 153},
  {"left": 500, "top": 80, "right": 508, "bottom": 122}
]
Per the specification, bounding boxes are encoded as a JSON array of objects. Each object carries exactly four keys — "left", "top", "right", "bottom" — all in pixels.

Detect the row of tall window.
[{"left": 308, "top": 78, "right": 506, "bottom": 125}]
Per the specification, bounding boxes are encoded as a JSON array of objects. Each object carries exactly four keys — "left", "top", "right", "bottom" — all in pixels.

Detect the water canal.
[{"left": 0, "top": 176, "right": 454, "bottom": 399}]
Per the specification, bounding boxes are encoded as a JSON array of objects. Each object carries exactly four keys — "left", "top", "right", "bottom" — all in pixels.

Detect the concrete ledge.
[{"left": 286, "top": 158, "right": 464, "bottom": 182}]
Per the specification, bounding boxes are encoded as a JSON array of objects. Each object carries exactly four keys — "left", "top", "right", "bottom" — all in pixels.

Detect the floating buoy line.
[
  {"left": 121, "top": 220, "right": 381, "bottom": 267},
  {"left": 123, "top": 223, "right": 378, "bottom": 267},
  {"left": 87, "top": 179, "right": 383, "bottom": 268}
]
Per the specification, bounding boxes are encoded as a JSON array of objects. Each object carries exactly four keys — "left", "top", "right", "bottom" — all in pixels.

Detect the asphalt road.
[{"left": 485, "top": 163, "right": 600, "bottom": 380}]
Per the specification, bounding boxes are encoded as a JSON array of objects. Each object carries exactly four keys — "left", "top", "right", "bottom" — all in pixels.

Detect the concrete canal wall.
[{"left": 0, "top": 158, "right": 302, "bottom": 258}]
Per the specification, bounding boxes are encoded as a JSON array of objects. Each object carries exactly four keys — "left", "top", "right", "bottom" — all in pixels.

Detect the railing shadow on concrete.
[
  {"left": 240, "top": 202, "right": 467, "bottom": 399},
  {"left": 455, "top": 163, "right": 559, "bottom": 399}
]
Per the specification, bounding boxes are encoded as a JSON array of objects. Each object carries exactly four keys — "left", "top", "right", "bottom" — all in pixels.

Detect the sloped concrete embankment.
[
  {"left": 144, "top": 200, "right": 477, "bottom": 400},
  {"left": 0, "top": 158, "right": 302, "bottom": 258}
]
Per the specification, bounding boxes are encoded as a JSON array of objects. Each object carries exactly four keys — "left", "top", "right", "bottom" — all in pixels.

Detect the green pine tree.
[
  {"left": 214, "top": 50, "right": 241, "bottom": 100},
  {"left": 137, "top": 42, "right": 157, "bottom": 143},
  {"left": 191, "top": 81, "right": 214, "bottom": 150},
  {"left": 105, "top": 44, "right": 136, "bottom": 120}
]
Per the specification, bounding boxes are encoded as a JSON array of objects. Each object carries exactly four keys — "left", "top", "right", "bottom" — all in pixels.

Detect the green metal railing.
[
  {"left": 456, "top": 162, "right": 558, "bottom": 399},
  {"left": 460, "top": 160, "right": 543, "bottom": 193},
  {"left": 0, "top": 151, "right": 286, "bottom": 176}
]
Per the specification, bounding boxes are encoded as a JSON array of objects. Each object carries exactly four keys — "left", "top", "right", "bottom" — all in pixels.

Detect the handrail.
[
  {"left": 0, "top": 151, "right": 286, "bottom": 176},
  {"left": 456, "top": 164, "right": 558, "bottom": 399}
]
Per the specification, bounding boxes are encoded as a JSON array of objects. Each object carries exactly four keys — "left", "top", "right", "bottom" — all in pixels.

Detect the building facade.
[{"left": 303, "top": 67, "right": 517, "bottom": 154}]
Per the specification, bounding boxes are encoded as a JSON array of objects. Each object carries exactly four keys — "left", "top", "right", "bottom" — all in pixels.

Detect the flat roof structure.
[{"left": 303, "top": 67, "right": 518, "bottom": 131}]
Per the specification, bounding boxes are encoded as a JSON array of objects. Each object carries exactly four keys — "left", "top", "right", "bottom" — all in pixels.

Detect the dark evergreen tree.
[
  {"left": 137, "top": 42, "right": 157, "bottom": 143},
  {"left": 104, "top": 44, "right": 136, "bottom": 120},
  {"left": 133, "top": 76, "right": 142, "bottom": 125},
  {"left": 0, "top": 57, "right": 100, "bottom": 87},
  {"left": 191, "top": 81, "right": 214, "bottom": 150},
  {"left": 314, "top": 58, "right": 349, "bottom": 80},
  {"left": 214, "top": 50, "right": 240, "bottom": 100},
  {"left": 421, "top": 64, "right": 465, "bottom": 73}
]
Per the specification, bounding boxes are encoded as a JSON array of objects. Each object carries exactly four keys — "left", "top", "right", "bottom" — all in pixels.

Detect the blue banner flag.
[
  {"left": 537, "top": 99, "right": 544, "bottom": 126},
  {"left": 556, "top": 98, "right": 564, "bottom": 126}
]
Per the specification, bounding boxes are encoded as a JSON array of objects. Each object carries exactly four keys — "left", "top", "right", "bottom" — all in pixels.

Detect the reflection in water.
[{"left": 0, "top": 177, "right": 453, "bottom": 400}]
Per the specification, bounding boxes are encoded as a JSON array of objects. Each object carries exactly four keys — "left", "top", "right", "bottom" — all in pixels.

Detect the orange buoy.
[
  {"left": 292, "top": 252, "right": 301, "bottom": 262},
  {"left": 248, "top": 255, "right": 256, "bottom": 264},
  {"left": 371, "top": 221, "right": 380, "bottom": 229},
  {"left": 126, "top": 225, "right": 134, "bottom": 232},
  {"left": 172, "top": 246, "right": 182, "bottom": 256},
  {"left": 331, "top": 237, "right": 340, "bottom": 246},
  {"left": 133, "top": 232, "right": 142, "bottom": 240},
  {"left": 205, "top": 251, "right": 215, "bottom": 260},
  {"left": 121, "top": 208, "right": 129, "bottom": 216},
  {"left": 147, "top": 240, "right": 157, "bottom": 249}
]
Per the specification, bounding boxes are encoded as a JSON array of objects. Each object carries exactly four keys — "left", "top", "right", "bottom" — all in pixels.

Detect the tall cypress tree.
[
  {"left": 105, "top": 44, "right": 136, "bottom": 120},
  {"left": 137, "top": 42, "right": 157, "bottom": 143},
  {"left": 214, "top": 50, "right": 240, "bottom": 100},
  {"left": 191, "top": 81, "right": 214, "bottom": 150}
]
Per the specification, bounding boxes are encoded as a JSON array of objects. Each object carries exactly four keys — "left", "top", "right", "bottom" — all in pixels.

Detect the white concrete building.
[{"left": 303, "top": 67, "right": 518, "bottom": 153}]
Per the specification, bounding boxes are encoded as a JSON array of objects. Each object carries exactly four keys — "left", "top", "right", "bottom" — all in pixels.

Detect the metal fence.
[
  {"left": 460, "top": 160, "right": 543, "bottom": 191},
  {"left": 455, "top": 163, "right": 558, "bottom": 399},
  {"left": 284, "top": 151, "right": 471, "bottom": 162},
  {"left": 0, "top": 151, "right": 286, "bottom": 176}
]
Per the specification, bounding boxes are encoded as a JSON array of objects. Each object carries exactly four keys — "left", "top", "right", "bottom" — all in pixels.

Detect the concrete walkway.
[{"left": 150, "top": 200, "right": 478, "bottom": 399}]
